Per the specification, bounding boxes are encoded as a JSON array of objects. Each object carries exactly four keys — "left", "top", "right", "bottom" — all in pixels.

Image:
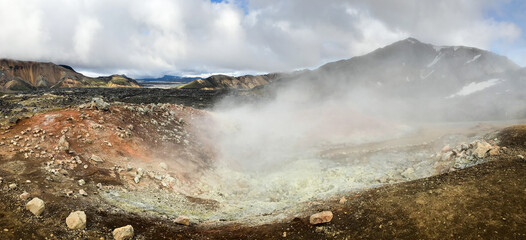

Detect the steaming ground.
[{"left": 101, "top": 101, "right": 513, "bottom": 225}]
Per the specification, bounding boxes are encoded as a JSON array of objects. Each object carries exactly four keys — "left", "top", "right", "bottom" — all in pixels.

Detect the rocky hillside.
[
  {"left": 0, "top": 59, "right": 140, "bottom": 91},
  {"left": 178, "top": 73, "right": 291, "bottom": 90}
]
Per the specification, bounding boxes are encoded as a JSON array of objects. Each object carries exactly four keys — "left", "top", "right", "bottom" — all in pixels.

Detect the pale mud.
[{"left": 100, "top": 118, "right": 523, "bottom": 226}]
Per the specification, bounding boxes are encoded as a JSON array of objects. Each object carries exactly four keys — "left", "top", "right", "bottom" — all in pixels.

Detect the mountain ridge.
[{"left": 0, "top": 58, "right": 140, "bottom": 91}]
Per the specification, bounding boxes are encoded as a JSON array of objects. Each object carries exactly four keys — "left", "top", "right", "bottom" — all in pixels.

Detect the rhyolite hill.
[{"left": 0, "top": 59, "right": 140, "bottom": 91}]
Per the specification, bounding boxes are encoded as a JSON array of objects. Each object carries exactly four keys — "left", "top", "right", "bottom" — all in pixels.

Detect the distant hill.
[
  {"left": 136, "top": 75, "right": 200, "bottom": 88},
  {"left": 177, "top": 72, "right": 310, "bottom": 90},
  {"left": 0, "top": 59, "right": 140, "bottom": 91},
  {"left": 137, "top": 75, "right": 200, "bottom": 83}
]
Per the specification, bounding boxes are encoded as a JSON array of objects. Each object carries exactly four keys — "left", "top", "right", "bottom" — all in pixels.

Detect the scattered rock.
[
  {"left": 90, "top": 97, "right": 110, "bottom": 111},
  {"left": 309, "top": 211, "right": 333, "bottom": 225},
  {"left": 25, "top": 197, "right": 45, "bottom": 216},
  {"left": 134, "top": 168, "right": 144, "bottom": 184},
  {"left": 79, "top": 189, "right": 87, "bottom": 196},
  {"left": 113, "top": 225, "right": 134, "bottom": 240},
  {"left": 8, "top": 183, "right": 17, "bottom": 189},
  {"left": 339, "top": 197, "right": 347, "bottom": 204},
  {"left": 78, "top": 179, "right": 86, "bottom": 186},
  {"left": 57, "top": 135, "right": 70, "bottom": 152},
  {"left": 441, "top": 144, "right": 451, "bottom": 153},
  {"left": 90, "top": 154, "right": 104, "bottom": 163},
  {"left": 160, "top": 162, "right": 168, "bottom": 170},
  {"left": 66, "top": 211, "right": 86, "bottom": 229},
  {"left": 19, "top": 192, "right": 30, "bottom": 200},
  {"left": 518, "top": 155, "right": 525, "bottom": 160},
  {"left": 473, "top": 141, "right": 492, "bottom": 159},
  {"left": 489, "top": 146, "right": 500, "bottom": 156},
  {"left": 174, "top": 216, "right": 190, "bottom": 226}
]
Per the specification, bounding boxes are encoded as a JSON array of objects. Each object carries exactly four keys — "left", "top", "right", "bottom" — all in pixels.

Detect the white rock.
[
  {"left": 79, "top": 189, "right": 87, "bottom": 196},
  {"left": 57, "top": 135, "right": 70, "bottom": 152},
  {"left": 160, "top": 162, "right": 168, "bottom": 170},
  {"left": 473, "top": 141, "right": 492, "bottom": 158},
  {"left": 8, "top": 183, "right": 17, "bottom": 189},
  {"left": 309, "top": 211, "right": 333, "bottom": 225},
  {"left": 19, "top": 192, "right": 30, "bottom": 200},
  {"left": 78, "top": 179, "right": 86, "bottom": 186},
  {"left": 174, "top": 216, "right": 190, "bottom": 226},
  {"left": 90, "top": 154, "right": 104, "bottom": 163},
  {"left": 66, "top": 211, "right": 86, "bottom": 229},
  {"left": 112, "top": 225, "right": 134, "bottom": 240},
  {"left": 25, "top": 197, "right": 45, "bottom": 216}
]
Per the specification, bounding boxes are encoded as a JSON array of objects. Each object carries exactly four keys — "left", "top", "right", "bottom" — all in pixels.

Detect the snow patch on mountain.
[
  {"left": 427, "top": 53, "right": 443, "bottom": 68},
  {"left": 465, "top": 54, "right": 481, "bottom": 64},
  {"left": 447, "top": 79, "right": 502, "bottom": 98},
  {"left": 420, "top": 70, "right": 435, "bottom": 79}
]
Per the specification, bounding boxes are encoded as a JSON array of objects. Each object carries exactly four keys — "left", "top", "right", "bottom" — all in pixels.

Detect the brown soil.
[{"left": 1, "top": 120, "right": 526, "bottom": 239}]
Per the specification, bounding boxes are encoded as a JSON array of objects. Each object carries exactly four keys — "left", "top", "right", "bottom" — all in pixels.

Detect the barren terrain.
[{"left": 1, "top": 89, "right": 526, "bottom": 239}]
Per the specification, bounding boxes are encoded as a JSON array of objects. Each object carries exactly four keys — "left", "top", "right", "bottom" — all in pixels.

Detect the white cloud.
[{"left": 0, "top": 0, "right": 522, "bottom": 77}]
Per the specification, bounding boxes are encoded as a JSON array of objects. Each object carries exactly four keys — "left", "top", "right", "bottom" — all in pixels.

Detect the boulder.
[
  {"left": 90, "top": 154, "right": 104, "bottom": 163},
  {"left": 309, "top": 211, "right": 333, "bottom": 225},
  {"left": 25, "top": 197, "right": 45, "bottom": 216},
  {"left": 90, "top": 97, "right": 110, "bottom": 111},
  {"left": 57, "top": 135, "right": 70, "bottom": 152},
  {"left": 66, "top": 211, "right": 86, "bottom": 229},
  {"left": 489, "top": 146, "right": 500, "bottom": 156},
  {"left": 174, "top": 216, "right": 190, "bottom": 226},
  {"left": 473, "top": 141, "right": 492, "bottom": 158},
  {"left": 113, "top": 225, "right": 134, "bottom": 240}
]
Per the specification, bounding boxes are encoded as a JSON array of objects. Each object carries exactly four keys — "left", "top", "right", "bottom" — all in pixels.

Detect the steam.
[{"left": 208, "top": 75, "right": 410, "bottom": 172}]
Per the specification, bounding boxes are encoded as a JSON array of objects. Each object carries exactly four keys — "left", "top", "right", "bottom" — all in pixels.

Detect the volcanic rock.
[
  {"left": 160, "top": 162, "right": 168, "bottom": 170},
  {"left": 25, "top": 197, "right": 45, "bottom": 216},
  {"left": 90, "top": 97, "right": 110, "bottom": 111},
  {"left": 489, "top": 146, "right": 500, "bottom": 156},
  {"left": 66, "top": 211, "right": 86, "bottom": 229},
  {"left": 90, "top": 154, "right": 104, "bottom": 163},
  {"left": 57, "top": 135, "right": 70, "bottom": 152},
  {"left": 473, "top": 141, "right": 492, "bottom": 158},
  {"left": 174, "top": 216, "right": 190, "bottom": 226},
  {"left": 309, "top": 211, "right": 333, "bottom": 225},
  {"left": 113, "top": 225, "right": 134, "bottom": 240},
  {"left": 19, "top": 192, "right": 30, "bottom": 200},
  {"left": 79, "top": 189, "right": 87, "bottom": 196}
]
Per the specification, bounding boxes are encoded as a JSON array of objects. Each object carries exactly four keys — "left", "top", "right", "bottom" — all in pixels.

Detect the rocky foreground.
[{"left": 0, "top": 90, "right": 526, "bottom": 239}]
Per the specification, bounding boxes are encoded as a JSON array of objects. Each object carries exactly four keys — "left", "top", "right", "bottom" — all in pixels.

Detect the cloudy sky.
[{"left": 0, "top": 0, "right": 524, "bottom": 78}]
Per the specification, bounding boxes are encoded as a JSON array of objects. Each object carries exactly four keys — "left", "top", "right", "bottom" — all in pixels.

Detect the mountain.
[
  {"left": 137, "top": 75, "right": 199, "bottom": 83},
  {"left": 177, "top": 73, "right": 283, "bottom": 90},
  {"left": 183, "top": 38, "right": 525, "bottom": 120},
  {"left": 0, "top": 59, "right": 140, "bottom": 91},
  {"left": 136, "top": 75, "right": 200, "bottom": 88}
]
